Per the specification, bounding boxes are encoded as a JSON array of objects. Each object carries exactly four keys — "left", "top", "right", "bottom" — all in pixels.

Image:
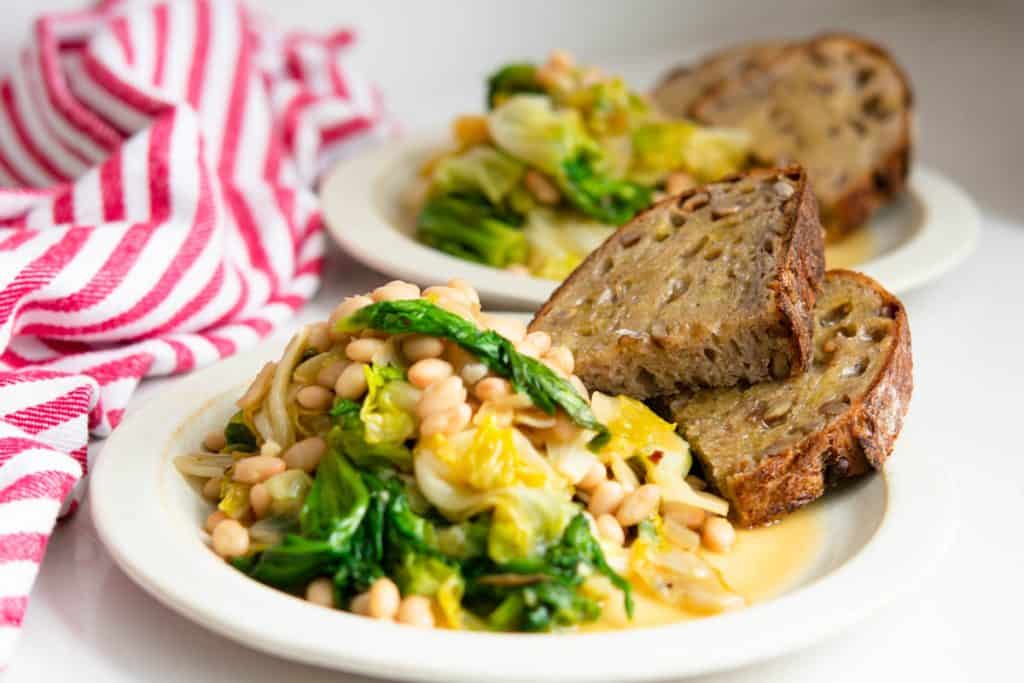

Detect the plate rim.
[
  {"left": 91, "top": 332, "right": 958, "bottom": 683},
  {"left": 319, "top": 131, "right": 979, "bottom": 308}
]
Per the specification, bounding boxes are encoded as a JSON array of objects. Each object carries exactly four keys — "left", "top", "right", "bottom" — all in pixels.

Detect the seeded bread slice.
[
  {"left": 652, "top": 41, "right": 789, "bottom": 118},
  {"left": 665, "top": 270, "right": 912, "bottom": 527},
  {"left": 530, "top": 166, "right": 824, "bottom": 398},
  {"left": 654, "top": 33, "right": 913, "bottom": 238}
]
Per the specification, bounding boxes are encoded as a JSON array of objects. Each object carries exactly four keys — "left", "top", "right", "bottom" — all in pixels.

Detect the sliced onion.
[
  {"left": 267, "top": 328, "right": 309, "bottom": 450},
  {"left": 174, "top": 453, "right": 233, "bottom": 478}
]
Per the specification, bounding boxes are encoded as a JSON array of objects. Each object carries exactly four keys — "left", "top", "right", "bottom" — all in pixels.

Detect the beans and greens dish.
[
  {"left": 407, "top": 50, "right": 750, "bottom": 280},
  {"left": 177, "top": 279, "right": 743, "bottom": 632}
]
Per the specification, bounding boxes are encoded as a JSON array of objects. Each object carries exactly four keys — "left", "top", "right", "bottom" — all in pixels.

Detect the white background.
[{"left": 5, "top": 1, "right": 1024, "bottom": 681}]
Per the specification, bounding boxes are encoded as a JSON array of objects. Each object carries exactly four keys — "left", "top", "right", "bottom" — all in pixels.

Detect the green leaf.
[
  {"left": 224, "top": 411, "right": 257, "bottom": 451},
  {"left": 335, "top": 299, "right": 608, "bottom": 446},
  {"left": 559, "top": 154, "right": 652, "bottom": 225},
  {"left": 359, "top": 364, "right": 415, "bottom": 445},
  {"left": 432, "top": 147, "right": 526, "bottom": 204},
  {"left": 233, "top": 535, "right": 338, "bottom": 590},
  {"left": 327, "top": 406, "right": 413, "bottom": 473},
  {"left": 416, "top": 193, "right": 529, "bottom": 268},
  {"left": 300, "top": 448, "right": 370, "bottom": 550},
  {"left": 486, "top": 63, "right": 544, "bottom": 109}
]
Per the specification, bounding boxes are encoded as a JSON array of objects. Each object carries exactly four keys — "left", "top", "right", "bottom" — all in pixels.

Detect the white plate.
[
  {"left": 320, "top": 132, "right": 980, "bottom": 308},
  {"left": 92, "top": 328, "right": 956, "bottom": 683}
]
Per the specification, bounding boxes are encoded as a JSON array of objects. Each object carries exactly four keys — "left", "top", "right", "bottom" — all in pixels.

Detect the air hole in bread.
[
  {"left": 872, "top": 171, "right": 891, "bottom": 193},
  {"left": 862, "top": 94, "right": 889, "bottom": 120},
  {"left": 771, "top": 351, "right": 792, "bottom": 379},
  {"left": 819, "top": 396, "right": 851, "bottom": 417},
  {"left": 762, "top": 238, "right": 775, "bottom": 255},
  {"left": 704, "top": 246, "right": 724, "bottom": 261},
  {"left": 703, "top": 347, "right": 717, "bottom": 362},
  {"left": 669, "top": 210, "right": 687, "bottom": 227},
  {"left": 865, "top": 322, "right": 889, "bottom": 342},
  {"left": 599, "top": 257, "right": 614, "bottom": 275},
  {"left": 821, "top": 302, "right": 853, "bottom": 326},
  {"left": 879, "top": 302, "right": 898, "bottom": 319},
  {"left": 849, "top": 118, "right": 868, "bottom": 136},
  {"left": 842, "top": 357, "right": 869, "bottom": 378},
  {"left": 836, "top": 323, "right": 857, "bottom": 338},
  {"left": 619, "top": 227, "right": 644, "bottom": 248},
  {"left": 856, "top": 67, "right": 876, "bottom": 86}
]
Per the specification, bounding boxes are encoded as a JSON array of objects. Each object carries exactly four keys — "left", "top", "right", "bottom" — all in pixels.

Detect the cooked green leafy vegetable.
[
  {"left": 300, "top": 449, "right": 370, "bottom": 550},
  {"left": 486, "top": 63, "right": 544, "bottom": 109},
  {"left": 416, "top": 194, "right": 529, "bottom": 268},
  {"left": 335, "top": 300, "right": 608, "bottom": 446},
  {"left": 432, "top": 146, "right": 526, "bottom": 204},
  {"left": 329, "top": 399, "right": 412, "bottom": 472},
  {"left": 224, "top": 411, "right": 257, "bottom": 451},
  {"left": 560, "top": 154, "right": 652, "bottom": 225}
]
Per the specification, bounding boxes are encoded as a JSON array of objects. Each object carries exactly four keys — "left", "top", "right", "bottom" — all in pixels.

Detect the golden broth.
[
  {"left": 585, "top": 504, "right": 823, "bottom": 630},
  {"left": 825, "top": 227, "right": 875, "bottom": 269}
]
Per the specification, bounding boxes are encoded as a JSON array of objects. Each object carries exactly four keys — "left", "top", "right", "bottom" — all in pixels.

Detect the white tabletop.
[{"left": 6, "top": 1, "right": 1024, "bottom": 681}]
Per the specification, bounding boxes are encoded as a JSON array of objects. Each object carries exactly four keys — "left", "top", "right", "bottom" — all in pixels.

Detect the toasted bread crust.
[
  {"left": 530, "top": 166, "right": 823, "bottom": 394},
  {"left": 723, "top": 270, "right": 912, "bottom": 526},
  {"left": 657, "top": 33, "right": 913, "bottom": 239}
]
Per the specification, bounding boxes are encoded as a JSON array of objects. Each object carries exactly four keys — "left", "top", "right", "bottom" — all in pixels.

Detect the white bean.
[
  {"left": 616, "top": 484, "right": 662, "bottom": 527},
  {"left": 524, "top": 331, "right": 552, "bottom": 355},
  {"left": 482, "top": 315, "right": 526, "bottom": 344},
  {"left": 202, "top": 431, "right": 227, "bottom": 452},
  {"left": 596, "top": 514, "right": 625, "bottom": 546},
  {"left": 702, "top": 517, "right": 736, "bottom": 553},
  {"left": 307, "top": 322, "right": 331, "bottom": 353},
  {"left": 368, "top": 577, "right": 401, "bottom": 620},
  {"left": 349, "top": 592, "right": 371, "bottom": 615},
  {"left": 544, "top": 346, "right": 575, "bottom": 375},
  {"left": 249, "top": 483, "right": 270, "bottom": 519},
  {"left": 576, "top": 462, "right": 607, "bottom": 491},
  {"left": 372, "top": 280, "right": 420, "bottom": 302},
  {"left": 346, "top": 338, "right": 384, "bottom": 363},
  {"left": 296, "top": 385, "right": 334, "bottom": 411},
  {"left": 203, "top": 476, "right": 223, "bottom": 501},
  {"left": 329, "top": 295, "right": 373, "bottom": 337},
  {"left": 416, "top": 376, "right": 467, "bottom": 419},
  {"left": 396, "top": 595, "right": 435, "bottom": 627},
  {"left": 233, "top": 455, "right": 286, "bottom": 484},
  {"left": 444, "top": 403, "right": 473, "bottom": 435},
  {"left": 212, "top": 519, "right": 249, "bottom": 558},
  {"left": 407, "top": 358, "right": 453, "bottom": 390},
  {"left": 402, "top": 335, "right": 444, "bottom": 361},
  {"left": 662, "top": 501, "right": 706, "bottom": 530},
  {"left": 474, "top": 377, "right": 511, "bottom": 402},
  {"left": 335, "top": 363, "right": 368, "bottom": 399},
  {"left": 588, "top": 481, "right": 625, "bottom": 516},
  {"left": 447, "top": 278, "right": 480, "bottom": 305},
  {"left": 306, "top": 577, "right": 335, "bottom": 608},
  {"left": 205, "top": 510, "right": 227, "bottom": 533},
  {"left": 423, "top": 285, "right": 471, "bottom": 308},
  {"left": 460, "top": 362, "right": 489, "bottom": 386},
  {"left": 283, "top": 436, "right": 326, "bottom": 472},
  {"left": 316, "top": 360, "right": 347, "bottom": 389}
]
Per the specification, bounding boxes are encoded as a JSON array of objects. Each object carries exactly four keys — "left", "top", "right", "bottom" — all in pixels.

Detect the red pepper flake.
[{"left": 650, "top": 450, "right": 664, "bottom": 463}]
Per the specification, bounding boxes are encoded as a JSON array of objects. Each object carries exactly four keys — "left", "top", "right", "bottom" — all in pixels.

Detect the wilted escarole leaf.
[{"left": 334, "top": 299, "right": 609, "bottom": 449}]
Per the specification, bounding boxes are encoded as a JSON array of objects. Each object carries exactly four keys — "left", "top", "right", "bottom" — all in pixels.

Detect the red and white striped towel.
[{"left": 0, "top": 0, "right": 387, "bottom": 661}]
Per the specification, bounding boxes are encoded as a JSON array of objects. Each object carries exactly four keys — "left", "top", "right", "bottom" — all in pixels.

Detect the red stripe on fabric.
[
  {"left": 185, "top": 0, "right": 212, "bottom": 108},
  {"left": 0, "top": 534, "right": 47, "bottom": 564},
  {"left": 162, "top": 338, "right": 195, "bottom": 373},
  {"left": 33, "top": 19, "right": 120, "bottom": 151},
  {"left": 0, "top": 369, "right": 76, "bottom": 386},
  {"left": 2, "top": 385, "right": 95, "bottom": 434},
  {"left": 217, "top": 3, "right": 250, "bottom": 179},
  {"left": 99, "top": 147, "right": 124, "bottom": 220},
  {"left": 0, "top": 437, "right": 50, "bottom": 464},
  {"left": 320, "top": 115, "right": 374, "bottom": 146},
  {"left": 105, "top": 408, "right": 124, "bottom": 429},
  {"left": 109, "top": 15, "right": 135, "bottom": 66},
  {"left": 0, "top": 81, "right": 67, "bottom": 183},
  {"left": 80, "top": 50, "right": 166, "bottom": 118},
  {"left": 51, "top": 189, "right": 73, "bottom": 223},
  {"left": 152, "top": 3, "right": 169, "bottom": 87},
  {"left": 18, "top": 50, "right": 93, "bottom": 169},
  {"left": 38, "top": 339, "right": 91, "bottom": 356},
  {"left": 0, "top": 227, "right": 90, "bottom": 325},
  {"left": 237, "top": 317, "right": 273, "bottom": 336},
  {"left": 0, "top": 470, "right": 78, "bottom": 505},
  {"left": 328, "top": 63, "right": 350, "bottom": 99},
  {"left": 80, "top": 352, "right": 154, "bottom": 386},
  {"left": 202, "top": 334, "right": 235, "bottom": 358},
  {"left": 0, "top": 145, "right": 32, "bottom": 188},
  {"left": 145, "top": 261, "right": 224, "bottom": 337},
  {"left": 222, "top": 184, "right": 279, "bottom": 295},
  {"left": 0, "top": 596, "right": 28, "bottom": 628},
  {"left": 294, "top": 257, "right": 323, "bottom": 278},
  {"left": 279, "top": 91, "right": 317, "bottom": 151},
  {"left": 0, "top": 230, "right": 36, "bottom": 252}
]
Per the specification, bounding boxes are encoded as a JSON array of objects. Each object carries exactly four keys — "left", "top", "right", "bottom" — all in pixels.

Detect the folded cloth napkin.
[{"left": 0, "top": 0, "right": 387, "bottom": 661}]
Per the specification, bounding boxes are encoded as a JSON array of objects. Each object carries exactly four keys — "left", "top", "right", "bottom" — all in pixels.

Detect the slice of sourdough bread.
[
  {"left": 530, "top": 166, "right": 824, "bottom": 398},
  {"left": 654, "top": 33, "right": 913, "bottom": 238},
  {"left": 664, "top": 269, "right": 912, "bottom": 527},
  {"left": 651, "top": 41, "right": 789, "bottom": 119}
]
